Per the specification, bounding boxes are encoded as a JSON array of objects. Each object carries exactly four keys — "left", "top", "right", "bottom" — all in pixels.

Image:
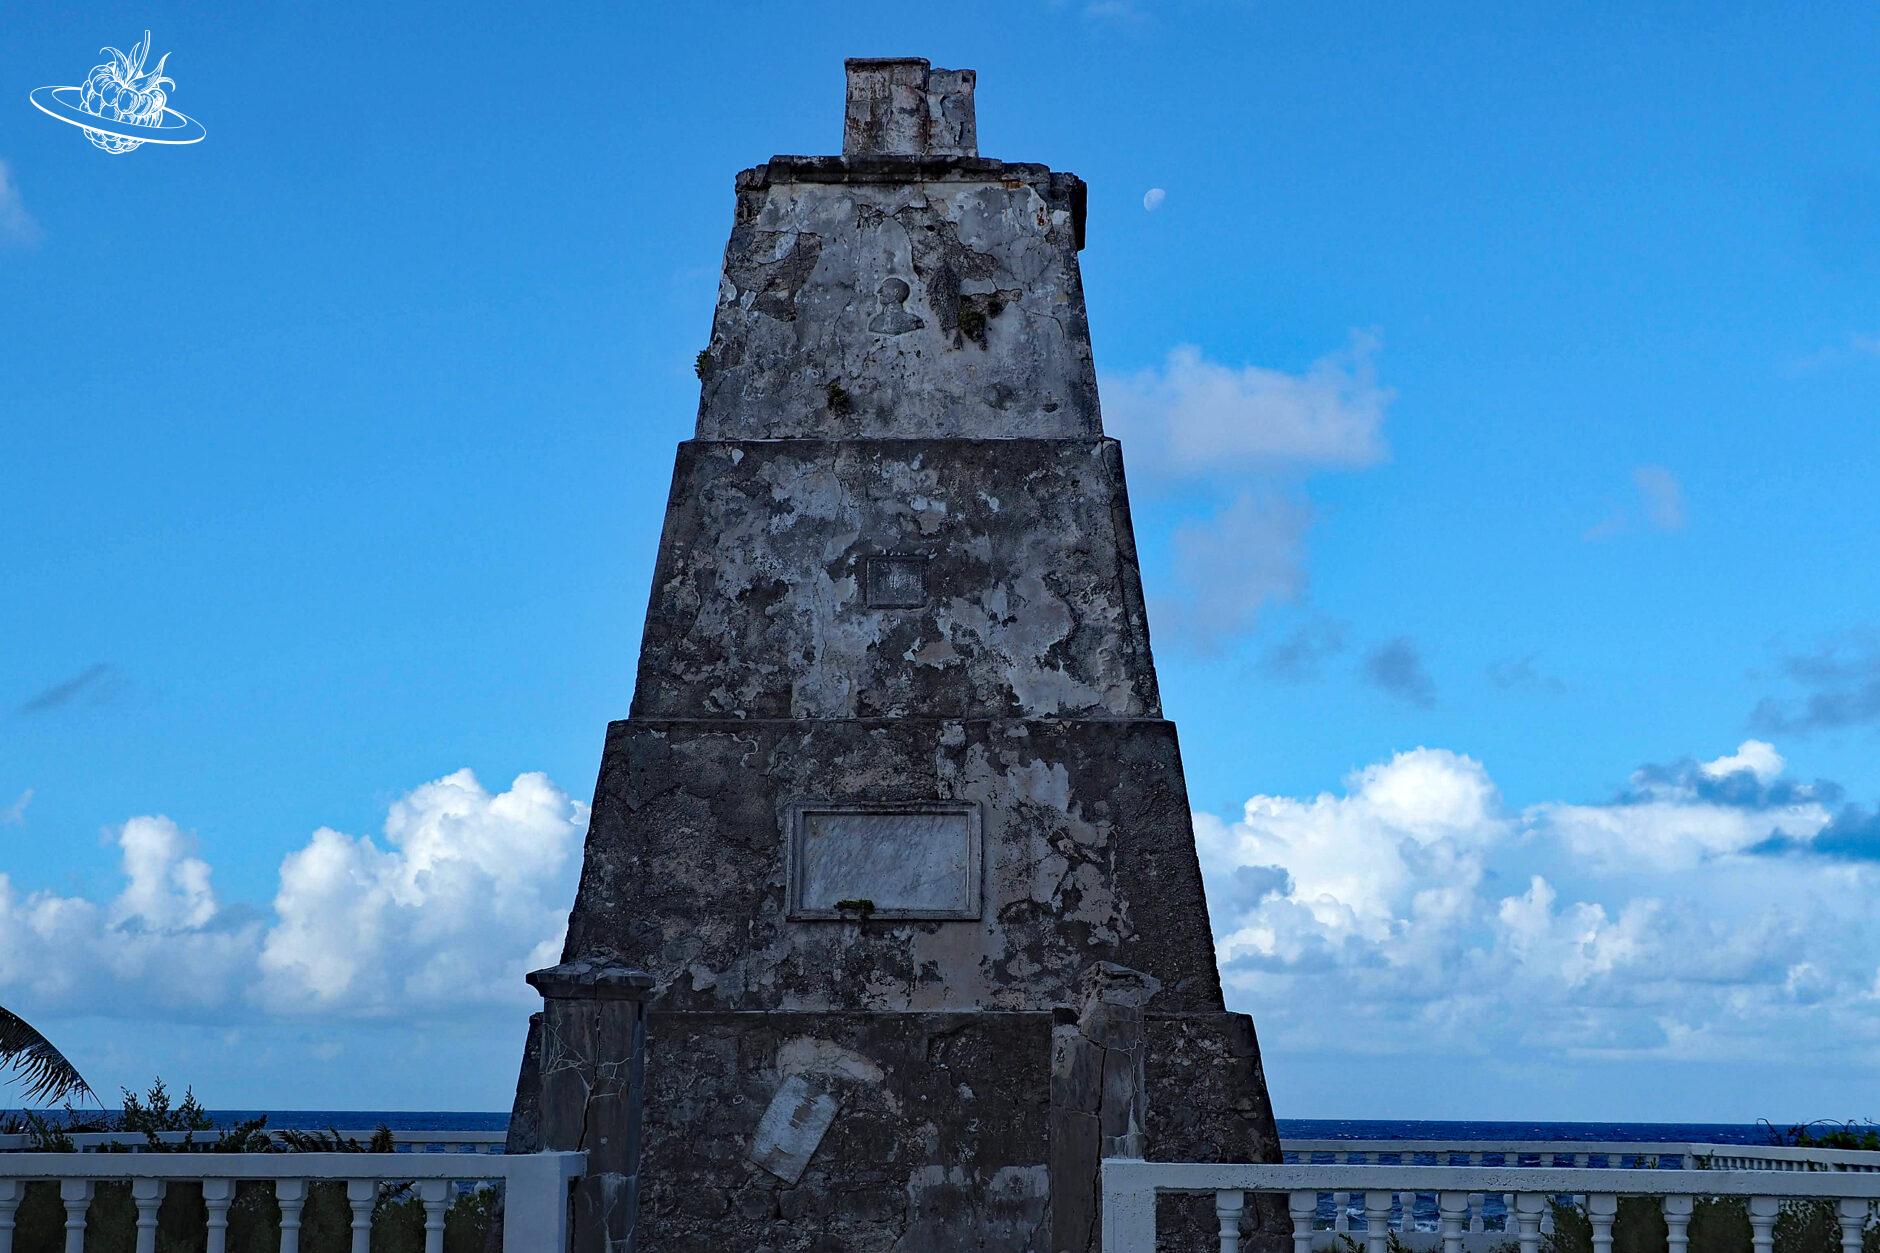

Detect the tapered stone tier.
[{"left": 518, "top": 58, "right": 1283, "bottom": 1252}]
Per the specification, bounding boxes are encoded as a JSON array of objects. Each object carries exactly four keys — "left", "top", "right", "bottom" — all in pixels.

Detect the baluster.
[
  {"left": 1290, "top": 1191, "right": 1318, "bottom": 1253},
  {"left": 1837, "top": 1199, "right": 1869, "bottom": 1253},
  {"left": 347, "top": 1180, "right": 377, "bottom": 1253},
  {"left": 421, "top": 1179, "right": 451, "bottom": 1253},
  {"left": 1542, "top": 1198, "right": 1556, "bottom": 1237},
  {"left": 1504, "top": 1193, "right": 1517, "bottom": 1233},
  {"left": 60, "top": 1179, "right": 92, "bottom": 1253},
  {"left": 1749, "top": 1196, "right": 1778, "bottom": 1253},
  {"left": 1589, "top": 1194, "right": 1617, "bottom": 1253},
  {"left": 1440, "top": 1192, "right": 1469, "bottom": 1253},
  {"left": 1357, "top": 1152, "right": 1374, "bottom": 1243},
  {"left": 1365, "top": 1191, "right": 1393, "bottom": 1253},
  {"left": 277, "top": 1180, "right": 308, "bottom": 1253},
  {"left": 1515, "top": 1193, "right": 1546, "bottom": 1253},
  {"left": 1216, "top": 1189, "right": 1246, "bottom": 1253},
  {"left": 203, "top": 1179, "right": 233, "bottom": 1253},
  {"left": 1334, "top": 1155, "right": 1351, "bottom": 1236},
  {"left": 1469, "top": 1192, "right": 1485, "bottom": 1236},
  {"left": 1664, "top": 1195, "right": 1693, "bottom": 1253},
  {"left": 132, "top": 1179, "right": 164, "bottom": 1253},
  {"left": 0, "top": 1180, "right": 22, "bottom": 1253}
]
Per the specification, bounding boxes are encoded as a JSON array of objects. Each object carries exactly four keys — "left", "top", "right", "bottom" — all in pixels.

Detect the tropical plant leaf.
[{"left": 0, "top": 1006, "right": 96, "bottom": 1106}]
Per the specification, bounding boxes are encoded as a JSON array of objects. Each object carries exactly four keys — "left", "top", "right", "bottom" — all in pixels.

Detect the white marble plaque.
[{"left": 787, "top": 800, "right": 982, "bottom": 920}]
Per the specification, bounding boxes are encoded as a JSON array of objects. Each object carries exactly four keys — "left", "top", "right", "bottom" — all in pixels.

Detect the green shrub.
[{"left": 1538, "top": 1194, "right": 1878, "bottom": 1253}]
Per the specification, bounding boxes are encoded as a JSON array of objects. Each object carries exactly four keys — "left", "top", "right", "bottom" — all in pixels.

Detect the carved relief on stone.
[{"left": 867, "top": 276, "right": 925, "bottom": 335}]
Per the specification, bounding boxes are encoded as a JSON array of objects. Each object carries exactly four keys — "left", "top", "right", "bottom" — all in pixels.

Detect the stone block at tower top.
[
  {"left": 843, "top": 57, "right": 977, "bottom": 157},
  {"left": 698, "top": 61, "right": 1100, "bottom": 440}
]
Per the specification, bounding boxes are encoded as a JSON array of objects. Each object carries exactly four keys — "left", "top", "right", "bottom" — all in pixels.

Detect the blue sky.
[{"left": 3, "top": 1, "right": 1879, "bottom": 1118}]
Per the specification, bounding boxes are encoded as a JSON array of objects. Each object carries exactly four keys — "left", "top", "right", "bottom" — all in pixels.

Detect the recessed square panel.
[
  {"left": 865, "top": 553, "right": 929, "bottom": 608},
  {"left": 787, "top": 800, "right": 982, "bottom": 920}
]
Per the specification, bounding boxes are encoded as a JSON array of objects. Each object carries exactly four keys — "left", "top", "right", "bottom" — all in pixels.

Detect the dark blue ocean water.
[{"left": 14, "top": 1112, "right": 1775, "bottom": 1146}]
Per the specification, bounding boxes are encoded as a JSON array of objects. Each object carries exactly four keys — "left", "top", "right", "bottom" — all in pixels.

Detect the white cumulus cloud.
[
  {"left": 0, "top": 770, "right": 585, "bottom": 1028},
  {"left": 1198, "top": 739, "right": 1880, "bottom": 1069},
  {"left": 1529, "top": 741, "right": 1832, "bottom": 872},
  {"left": 259, "top": 769, "right": 584, "bottom": 1014}
]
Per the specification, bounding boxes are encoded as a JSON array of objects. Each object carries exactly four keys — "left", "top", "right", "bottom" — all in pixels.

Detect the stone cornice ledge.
[{"left": 527, "top": 956, "right": 656, "bottom": 1002}]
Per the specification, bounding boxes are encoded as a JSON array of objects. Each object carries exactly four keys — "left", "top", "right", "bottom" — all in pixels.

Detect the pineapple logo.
[{"left": 30, "top": 31, "right": 206, "bottom": 155}]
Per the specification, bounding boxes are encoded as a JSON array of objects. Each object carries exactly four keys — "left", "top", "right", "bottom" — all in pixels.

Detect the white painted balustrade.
[
  {"left": 0, "top": 1129, "right": 509, "bottom": 1154},
  {"left": 1271, "top": 1141, "right": 1880, "bottom": 1242},
  {"left": 0, "top": 1149, "right": 583, "bottom": 1253},
  {"left": 1100, "top": 1160, "right": 1880, "bottom": 1253}
]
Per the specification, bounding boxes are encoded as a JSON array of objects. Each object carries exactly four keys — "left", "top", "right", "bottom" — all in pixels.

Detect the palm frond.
[{"left": 0, "top": 1006, "right": 96, "bottom": 1107}]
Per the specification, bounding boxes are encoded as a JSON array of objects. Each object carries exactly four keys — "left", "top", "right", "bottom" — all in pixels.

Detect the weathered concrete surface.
[
  {"left": 1145, "top": 1014, "right": 1287, "bottom": 1253},
  {"left": 637, "top": 1011, "right": 1050, "bottom": 1252},
  {"left": 562, "top": 718, "right": 1227, "bottom": 1016},
  {"left": 843, "top": 58, "right": 977, "bottom": 158},
  {"left": 630, "top": 439, "right": 1159, "bottom": 721},
  {"left": 696, "top": 158, "right": 1096, "bottom": 439},
  {"left": 522, "top": 56, "right": 1285, "bottom": 1252},
  {"left": 629, "top": 1009, "right": 1278, "bottom": 1253}
]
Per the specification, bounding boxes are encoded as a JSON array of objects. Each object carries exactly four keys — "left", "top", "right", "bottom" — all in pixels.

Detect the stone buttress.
[{"left": 528, "top": 58, "right": 1284, "bottom": 1252}]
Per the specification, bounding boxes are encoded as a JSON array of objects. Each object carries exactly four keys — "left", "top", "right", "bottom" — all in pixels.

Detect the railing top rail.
[
  {"left": 1102, "top": 1160, "right": 1880, "bottom": 1199},
  {"left": 0, "top": 1149, "right": 584, "bottom": 1182},
  {"left": 1279, "top": 1140, "right": 1880, "bottom": 1167},
  {"left": 1282, "top": 1140, "right": 1692, "bottom": 1155}
]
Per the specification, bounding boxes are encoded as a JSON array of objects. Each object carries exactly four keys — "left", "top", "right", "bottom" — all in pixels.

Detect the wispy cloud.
[
  {"left": 0, "top": 789, "right": 31, "bottom": 826},
  {"left": 1791, "top": 333, "right": 1880, "bottom": 373},
  {"left": 1104, "top": 334, "right": 1390, "bottom": 483},
  {"left": 1083, "top": 0, "right": 1148, "bottom": 22},
  {"left": 1102, "top": 333, "right": 1394, "bottom": 649},
  {"left": 0, "top": 159, "right": 42, "bottom": 247},
  {"left": 1363, "top": 636, "right": 1436, "bottom": 708},
  {"left": 1585, "top": 464, "right": 1687, "bottom": 540},
  {"left": 1164, "top": 491, "right": 1312, "bottom": 648},
  {"left": 18, "top": 663, "right": 126, "bottom": 715},
  {"left": 1258, "top": 617, "right": 1348, "bottom": 681},
  {"left": 1752, "top": 630, "right": 1880, "bottom": 735},
  {"left": 1487, "top": 653, "right": 1568, "bottom": 695},
  {"left": 1634, "top": 465, "right": 1686, "bottom": 531}
]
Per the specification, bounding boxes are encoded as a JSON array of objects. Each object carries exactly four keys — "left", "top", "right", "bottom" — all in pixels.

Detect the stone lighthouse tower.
[{"left": 527, "top": 58, "right": 1282, "bottom": 1252}]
